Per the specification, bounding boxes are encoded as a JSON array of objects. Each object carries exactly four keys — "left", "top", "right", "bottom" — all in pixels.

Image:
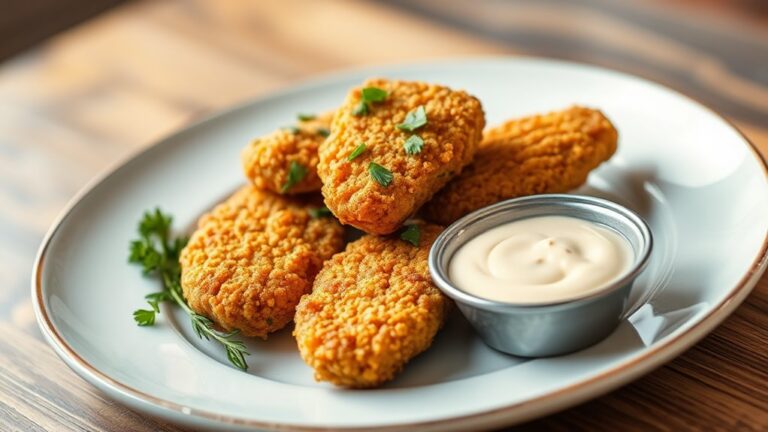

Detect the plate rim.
[{"left": 31, "top": 56, "right": 768, "bottom": 431}]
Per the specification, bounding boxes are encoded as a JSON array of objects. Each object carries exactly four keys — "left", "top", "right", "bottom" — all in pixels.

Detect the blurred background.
[{"left": 1, "top": 1, "right": 766, "bottom": 431}]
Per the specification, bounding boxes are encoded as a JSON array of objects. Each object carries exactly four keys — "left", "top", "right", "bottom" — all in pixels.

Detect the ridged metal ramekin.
[{"left": 429, "top": 194, "right": 653, "bottom": 357}]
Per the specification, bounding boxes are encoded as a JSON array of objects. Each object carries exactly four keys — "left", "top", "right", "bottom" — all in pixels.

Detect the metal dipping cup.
[{"left": 428, "top": 194, "right": 653, "bottom": 357}]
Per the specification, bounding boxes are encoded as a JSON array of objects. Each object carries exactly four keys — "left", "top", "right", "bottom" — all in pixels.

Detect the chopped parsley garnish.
[
  {"left": 347, "top": 143, "right": 367, "bottom": 161},
  {"left": 397, "top": 105, "right": 427, "bottom": 131},
  {"left": 309, "top": 206, "right": 333, "bottom": 218},
  {"left": 400, "top": 224, "right": 421, "bottom": 246},
  {"left": 128, "top": 208, "right": 249, "bottom": 371},
  {"left": 362, "top": 87, "right": 388, "bottom": 102},
  {"left": 317, "top": 127, "right": 330, "bottom": 138},
  {"left": 352, "top": 101, "right": 369, "bottom": 116},
  {"left": 368, "top": 162, "right": 393, "bottom": 187},
  {"left": 404, "top": 135, "right": 424, "bottom": 155},
  {"left": 283, "top": 126, "right": 300, "bottom": 134},
  {"left": 352, "top": 86, "right": 388, "bottom": 116},
  {"left": 297, "top": 113, "right": 316, "bottom": 121},
  {"left": 281, "top": 161, "right": 308, "bottom": 193},
  {"left": 133, "top": 309, "right": 156, "bottom": 326}
]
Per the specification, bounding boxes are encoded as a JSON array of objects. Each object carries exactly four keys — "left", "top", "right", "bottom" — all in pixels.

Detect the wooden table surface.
[{"left": 1, "top": 0, "right": 766, "bottom": 430}]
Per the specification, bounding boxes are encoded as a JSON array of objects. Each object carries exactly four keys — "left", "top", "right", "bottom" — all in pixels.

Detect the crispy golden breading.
[
  {"left": 242, "top": 112, "right": 333, "bottom": 194},
  {"left": 423, "top": 106, "right": 618, "bottom": 225},
  {"left": 179, "top": 185, "right": 344, "bottom": 338},
  {"left": 294, "top": 223, "right": 448, "bottom": 388},
  {"left": 318, "top": 79, "right": 485, "bottom": 235}
]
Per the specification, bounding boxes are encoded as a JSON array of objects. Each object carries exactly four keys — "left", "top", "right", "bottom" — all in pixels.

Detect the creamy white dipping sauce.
[{"left": 449, "top": 216, "right": 633, "bottom": 303}]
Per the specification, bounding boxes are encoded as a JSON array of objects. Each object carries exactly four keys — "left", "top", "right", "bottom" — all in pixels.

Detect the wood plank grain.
[
  {"left": 0, "top": 0, "right": 507, "bottom": 334},
  {"left": 0, "top": 0, "right": 126, "bottom": 61},
  {"left": 0, "top": 324, "right": 184, "bottom": 432},
  {"left": 0, "top": 0, "right": 766, "bottom": 430},
  {"left": 380, "top": 0, "right": 768, "bottom": 127},
  {"left": 520, "top": 278, "right": 768, "bottom": 431}
]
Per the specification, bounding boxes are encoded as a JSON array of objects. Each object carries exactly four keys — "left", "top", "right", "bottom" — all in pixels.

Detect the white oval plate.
[{"left": 33, "top": 58, "right": 768, "bottom": 431}]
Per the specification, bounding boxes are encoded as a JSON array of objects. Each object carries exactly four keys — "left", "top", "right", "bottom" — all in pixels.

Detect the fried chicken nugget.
[
  {"left": 423, "top": 106, "right": 618, "bottom": 225},
  {"left": 242, "top": 112, "right": 333, "bottom": 194},
  {"left": 318, "top": 79, "right": 485, "bottom": 235},
  {"left": 179, "top": 185, "right": 344, "bottom": 338},
  {"left": 294, "top": 223, "right": 448, "bottom": 388}
]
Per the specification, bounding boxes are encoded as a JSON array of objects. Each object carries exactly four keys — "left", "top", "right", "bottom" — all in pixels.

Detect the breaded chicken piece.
[
  {"left": 318, "top": 79, "right": 485, "bottom": 235},
  {"left": 179, "top": 185, "right": 344, "bottom": 338},
  {"left": 242, "top": 112, "right": 333, "bottom": 194},
  {"left": 294, "top": 223, "right": 448, "bottom": 388},
  {"left": 423, "top": 106, "right": 618, "bottom": 225}
]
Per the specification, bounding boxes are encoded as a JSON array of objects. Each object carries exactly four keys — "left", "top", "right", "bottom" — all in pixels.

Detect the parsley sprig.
[{"left": 129, "top": 208, "right": 250, "bottom": 371}]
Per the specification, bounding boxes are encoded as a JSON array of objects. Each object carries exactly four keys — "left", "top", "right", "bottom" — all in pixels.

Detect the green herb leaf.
[
  {"left": 361, "top": 87, "right": 388, "bottom": 102},
  {"left": 145, "top": 291, "right": 172, "bottom": 302},
  {"left": 168, "top": 236, "right": 189, "bottom": 260},
  {"left": 128, "top": 239, "right": 146, "bottom": 263},
  {"left": 352, "top": 101, "right": 369, "bottom": 116},
  {"left": 352, "top": 87, "right": 388, "bottom": 116},
  {"left": 404, "top": 135, "right": 424, "bottom": 155},
  {"left": 397, "top": 105, "right": 427, "bottom": 132},
  {"left": 139, "top": 208, "right": 172, "bottom": 239},
  {"left": 347, "top": 143, "right": 367, "bottom": 161},
  {"left": 145, "top": 291, "right": 172, "bottom": 312},
  {"left": 184, "top": 308, "right": 249, "bottom": 371},
  {"left": 368, "top": 162, "right": 393, "bottom": 187},
  {"left": 281, "top": 161, "right": 308, "bottom": 193},
  {"left": 133, "top": 309, "right": 156, "bottom": 326},
  {"left": 297, "top": 113, "right": 316, "bottom": 121},
  {"left": 129, "top": 208, "right": 188, "bottom": 276},
  {"left": 316, "top": 127, "right": 330, "bottom": 138},
  {"left": 190, "top": 312, "right": 212, "bottom": 341},
  {"left": 129, "top": 238, "right": 162, "bottom": 274},
  {"left": 309, "top": 206, "right": 333, "bottom": 218},
  {"left": 400, "top": 224, "right": 421, "bottom": 246},
  {"left": 129, "top": 208, "right": 250, "bottom": 371},
  {"left": 226, "top": 340, "right": 249, "bottom": 371},
  {"left": 283, "top": 126, "right": 300, "bottom": 134}
]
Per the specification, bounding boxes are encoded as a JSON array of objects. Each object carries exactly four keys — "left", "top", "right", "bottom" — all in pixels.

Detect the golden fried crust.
[
  {"left": 242, "top": 112, "right": 333, "bottom": 194},
  {"left": 423, "top": 106, "right": 618, "bottom": 225},
  {"left": 179, "top": 185, "right": 344, "bottom": 338},
  {"left": 293, "top": 223, "right": 448, "bottom": 388},
  {"left": 318, "top": 79, "right": 485, "bottom": 235}
]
